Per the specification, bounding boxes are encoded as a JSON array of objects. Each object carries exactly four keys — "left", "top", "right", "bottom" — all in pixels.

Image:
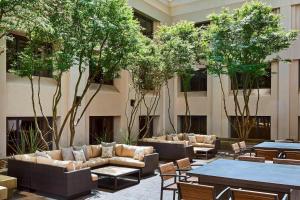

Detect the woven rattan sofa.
[
  {"left": 138, "top": 133, "right": 220, "bottom": 161},
  {"left": 8, "top": 144, "right": 158, "bottom": 199}
]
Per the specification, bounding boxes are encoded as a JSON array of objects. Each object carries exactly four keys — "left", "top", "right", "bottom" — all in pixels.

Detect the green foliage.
[
  {"left": 128, "top": 35, "right": 165, "bottom": 93},
  {"left": 155, "top": 21, "right": 201, "bottom": 81},
  {"left": 8, "top": 127, "right": 49, "bottom": 155},
  {"left": 201, "top": 0, "right": 298, "bottom": 78},
  {"left": 200, "top": 1, "right": 298, "bottom": 139}
]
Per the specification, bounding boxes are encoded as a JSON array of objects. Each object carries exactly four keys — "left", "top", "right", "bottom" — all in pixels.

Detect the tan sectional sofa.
[
  {"left": 8, "top": 144, "right": 158, "bottom": 199},
  {"left": 138, "top": 133, "right": 220, "bottom": 161}
]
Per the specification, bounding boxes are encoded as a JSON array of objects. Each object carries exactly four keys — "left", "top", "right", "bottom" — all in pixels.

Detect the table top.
[
  {"left": 91, "top": 166, "right": 140, "bottom": 177},
  {"left": 253, "top": 142, "right": 300, "bottom": 151},
  {"left": 187, "top": 159, "right": 300, "bottom": 190},
  {"left": 194, "top": 147, "right": 214, "bottom": 152}
]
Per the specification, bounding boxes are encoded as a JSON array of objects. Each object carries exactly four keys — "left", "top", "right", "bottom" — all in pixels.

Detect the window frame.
[{"left": 6, "top": 33, "right": 54, "bottom": 78}]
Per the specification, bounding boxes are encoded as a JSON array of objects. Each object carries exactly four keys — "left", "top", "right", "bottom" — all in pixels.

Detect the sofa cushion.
[
  {"left": 0, "top": 186, "right": 7, "bottom": 200},
  {"left": 91, "top": 145, "right": 102, "bottom": 158},
  {"left": 35, "top": 151, "right": 51, "bottom": 159},
  {"left": 156, "top": 135, "right": 166, "bottom": 140},
  {"left": 47, "top": 150, "right": 63, "bottom": 160},
  {"left": 193, "top": 143, "right": 215, "bottom": 148},
  {"left": 172, "top": 135, "right": 179, "bottom": 141},
  {"left": 141, "top": 146, "right": 154, "bottom": 155},
  {"left": 62, "top": 147, "right": 75, "bottom": 161},
  {"left": 91, "top": 174, "right": 98, "bottom": 182},
  {"left": 195, "top": 135, "right": 205, "bottom": 143},
  {"left": 82, "top": 157, "right": 109, "bottom": 168},
  {"left": 204, "top": 135, "right": 216, "bottom": 144},
  {"left": 188, "top": 135, "right": 197, "bottom": 144},
  {"left": 14, "top": 154, "right": 36, "bottom": 163},
  {"left": 109, "top": 157, "right": 145, "bottom": 168},
  {"left": 177, "top": 133, "right": 184, "bottom": 140},
  {"left": 115, "top": 144, "right": 123, "bottom": 157},
  {"left": 166, "top": 135, "right": 173, "bottom": 141},
  {"left": 133, "top": 148, "right": 145, "bottom": 161},
  {"left": 121, "top": 145, "right": 138, "bottom": 158}
]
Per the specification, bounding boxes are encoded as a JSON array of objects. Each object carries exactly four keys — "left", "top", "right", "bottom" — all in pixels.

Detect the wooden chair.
[
  {"left": 273, "top": 158, "right": 300, "bottom": 165},
  {"left": 231, "top": 188, "right": 288, "bottom": 200},
  {"left": 177, "top": 182, "right": 230, "bottom": 200},
  {"left": 255, "top": 149, "right": 279, "bottom": 161},
  {"left": 176, "top": 158, "right": 201, "bottom": 183},
  {"left": 238, "top": 156, "right": 265, "bottom": 163},
  {"left": 159, "top": 162, "right": 186, "bottom": 200},
  {"left": 284, "top": 151, "right": 300, "bottom": 160},
  {"left": 232, "top": 143, "right": 241, "bottom": 159}
]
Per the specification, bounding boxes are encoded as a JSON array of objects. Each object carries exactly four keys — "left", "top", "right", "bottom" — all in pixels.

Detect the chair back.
[
  {"left": 284, "top": 151, "right": 300, "bottom": 160},
  {"left": 159, "top": 162, "right": 177, "bottom": 181},
  {"left": 176, "top": 158, "right": 192, "bottom": 171},
  {"left": 239, "top": 141, "right": 247, "bottom": 150},
  {"left": 231, "top": 188, "right": 279, "bottom": 200},
  {"left": 178, "top": 182, "right": 216, "bottom": 200},
  {"left": 232, "top": 143, "right": 240, "bottom": 154},
  {"left": 238, "top": 156, "right": 265, "bottom": 163},
  {"left": 255, "top": 149, "right": 278, "bottom": 161},
  {"left": 273, "top": 158, "right": 300, "bottom": 165}
]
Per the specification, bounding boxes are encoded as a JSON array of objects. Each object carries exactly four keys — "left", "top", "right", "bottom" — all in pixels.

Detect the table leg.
[
  {"left": 114, "top": 177, "right": 118, "bottom": 190},
  {"left": 137, "top": 171, "right": 141, "bottom": 184}
]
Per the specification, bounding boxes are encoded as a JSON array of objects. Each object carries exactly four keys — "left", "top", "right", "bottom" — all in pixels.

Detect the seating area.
[{"left": 1, "top": 0, "right": 300, "bottom": 200}]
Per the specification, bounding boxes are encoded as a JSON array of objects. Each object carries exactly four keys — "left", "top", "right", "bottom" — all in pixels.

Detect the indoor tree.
[
  {"left": 126, "top": 36, "right": 165, "bottom": 141},
  {"left": 155, "top": 21, "right": 201, "bottom": 133},
  {"left": 201, "top": 1, "right": 297, "bottom": 139},
  {"left": 12, "top": 0, "right": 141, "bottom": 148}
]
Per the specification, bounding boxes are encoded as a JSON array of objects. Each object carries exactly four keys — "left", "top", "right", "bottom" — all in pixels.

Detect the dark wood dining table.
[
  {"left": 187, "top": 159, "right": 300, "bottom": 200},
  {"left": 253, "top": 142, "right": 300, "bottom": 152}
]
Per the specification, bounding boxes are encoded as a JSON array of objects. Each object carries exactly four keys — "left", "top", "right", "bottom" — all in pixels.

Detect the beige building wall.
[{"left": 0, "top": 0, "right": 300, "bottom": 158}]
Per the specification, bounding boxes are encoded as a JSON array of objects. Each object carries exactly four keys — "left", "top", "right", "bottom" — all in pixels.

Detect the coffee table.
[
  {"left": 194, "top": 147, "right": 215, "bottom": 159},
  {"left": 91, "top": 166, "right": 140, "bottom": 190}
]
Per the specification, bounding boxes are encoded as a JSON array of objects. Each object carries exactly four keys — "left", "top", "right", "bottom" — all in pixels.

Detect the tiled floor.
[{"left": 11, "top": 158, "right": 219, "bottom": 200}]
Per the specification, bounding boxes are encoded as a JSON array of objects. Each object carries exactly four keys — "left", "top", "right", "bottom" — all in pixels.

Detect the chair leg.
[
  {"left": 173, "top": 190, "right": 176, "bottom": 200},
  {"left": 160, "top": 189, "right": 163, "bottom": 200}
]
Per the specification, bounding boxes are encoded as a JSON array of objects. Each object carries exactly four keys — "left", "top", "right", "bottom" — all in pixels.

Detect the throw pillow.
[
  {"left": 101, "top": 146, "right": 113, "bottom": 158},
  {"left": 61, "top": 147, "right": 75, "bottom": 161},
  {"left": 35, "top": 151, "right": 51, "bottom": 159},
  {"left": 73, "top": 149, "right": 87, "bottom": 162},
  {"left": 73, "top": 145, "right": 92, "bottom": 160},
  {"left": 133, "top": 148, "right": 145, "bottom": 161},
  {"left": 188, "top": 135, "right": 197, "bottom": 144},
  {"left": 172, "top": 136, "right": 179, "bottom": 141},
  {"left": 91, "top": 145, "right": 102, "bottom": 158},
  {"left": 101, "top": 142, "right": 116, "bottom": 155},
  {"left": 166, "top": 135, "right": 173, "bottom": 141},
  {"left": 204, "top": 135, "right": 214, "bottom": 144}
]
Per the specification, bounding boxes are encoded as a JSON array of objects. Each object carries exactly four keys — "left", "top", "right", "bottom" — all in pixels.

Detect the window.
[
  {"left": 230, "top": 116, "right": 271, "bottom": 139},
  {"left": 272, "top": 8, "right": 280, "bottom": 14},
  {"left": 134, "top": 11, "right": 154, "bottom": 38},
  {"left": 179, "top": 115, "right": 207, "bottom": 134},
  {"left": 231, "top": 66, "right": 271, "bottom": 90},
  {"left": 139, "top": 116, "right": 154, "bottom": 139},
  {"left": 89, "top": 66, "right": 114, "bottom": 85},
  {"left": 6, "top": 33, "right": 53, "bottom": 78},
  {"left": 6, "top": 117, "right": 53, "bottom": 156},
  {"left": 89, "top": 116, "right": 114, "bottom": 144},
  {"left": 180, "top": 68, "right": 207, "bottom": 92}
]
